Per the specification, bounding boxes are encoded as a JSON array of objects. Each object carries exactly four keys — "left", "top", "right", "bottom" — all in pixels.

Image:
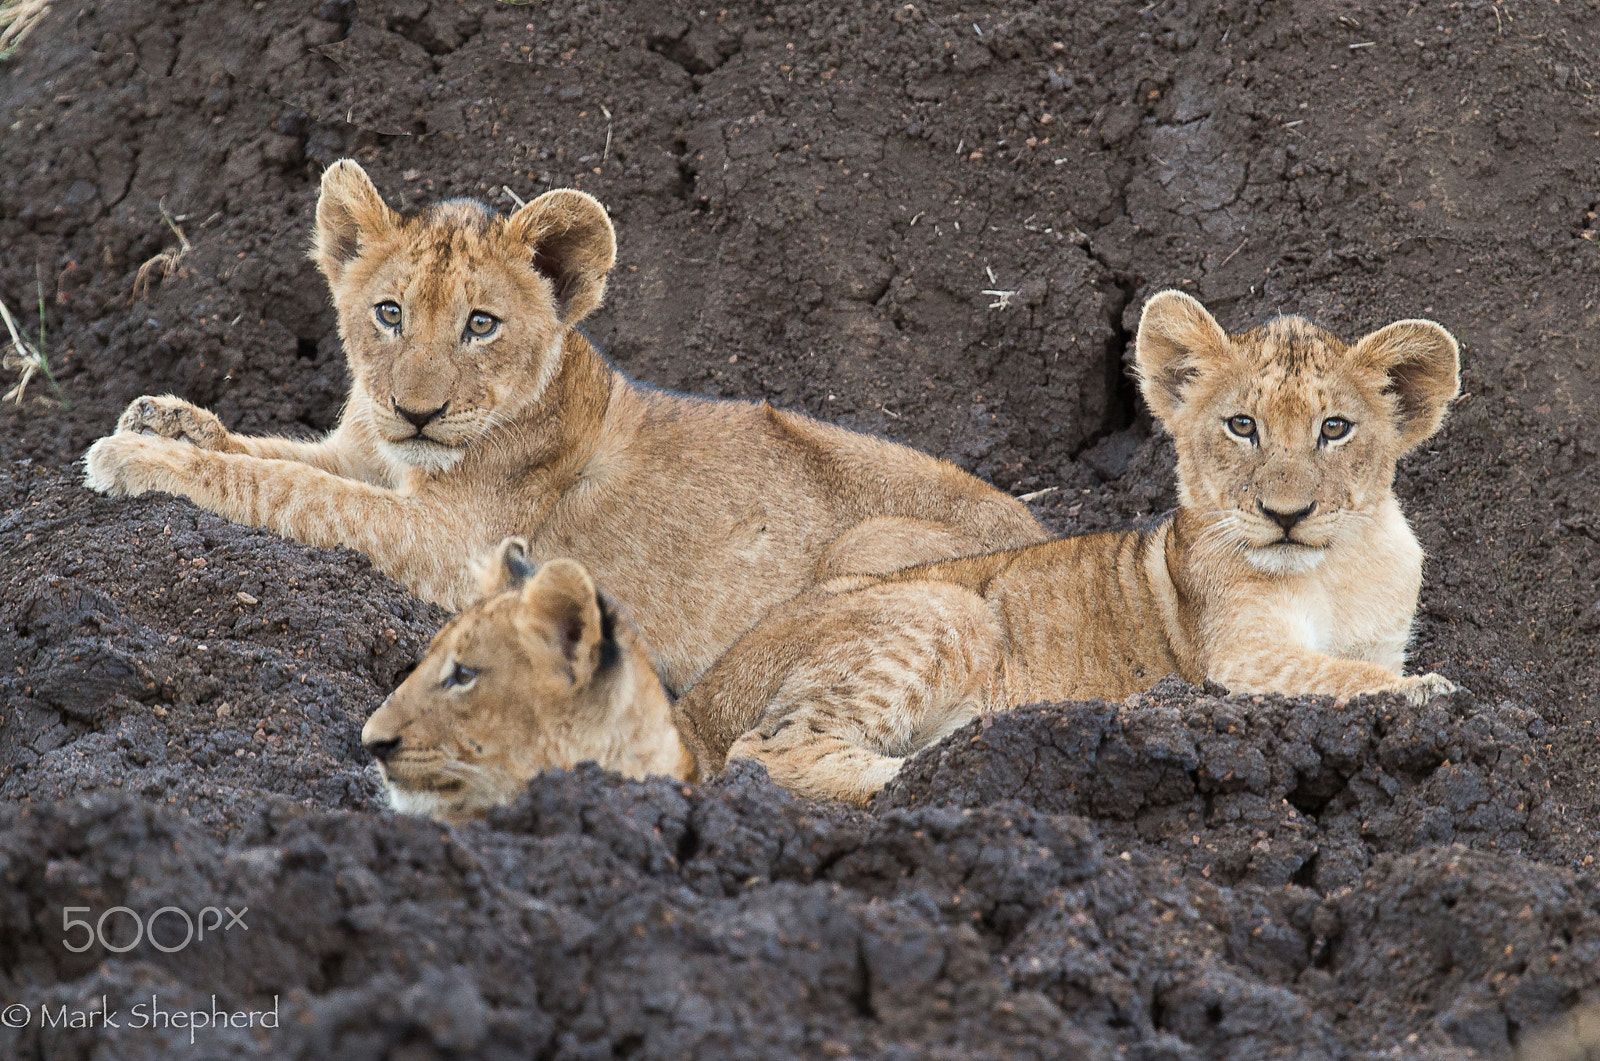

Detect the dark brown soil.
[{"left": 1, "top": 0, "right": 1596, "bottom": 1058}]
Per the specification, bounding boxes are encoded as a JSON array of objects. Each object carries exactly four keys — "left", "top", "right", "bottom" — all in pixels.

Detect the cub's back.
[
  {"left": 528, "top": 386, "right": 1044, "bottom": 692},
  {"left": 758, "top": 403, "right": 1049, "bottom": 550}
]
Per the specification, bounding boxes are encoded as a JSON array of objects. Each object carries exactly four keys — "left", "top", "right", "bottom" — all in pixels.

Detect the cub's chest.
[{"left": 1271, "top": 574, "right": 1415, "bottom": 667}]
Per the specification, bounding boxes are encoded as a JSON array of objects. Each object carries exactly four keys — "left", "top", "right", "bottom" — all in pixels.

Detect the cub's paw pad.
[
  {"left": 115, "top": 395, "right": 230, "bottom": 450},
  {"left": 1398, "top": 672, "right": 1458, "bottom": 705}
]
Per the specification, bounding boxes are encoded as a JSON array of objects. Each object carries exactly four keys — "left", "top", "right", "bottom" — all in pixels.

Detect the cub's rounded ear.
[
  {"left": 1353, "top": 319, "right": 1461, "bottom": 450},
  {"left": 312, "top": 159, "right": 399, "bottom": 284},
  {"left": 1134, "top": 290, "right": 1233, "bottom": 424},
  {"left": 519, "top": 558, "right": 606, "bottom": 684},
  {"left": 508, "top": 190, "right": 617, "bottom": 324},
  {"left": 473, "top": 536, "right": 537, "bottom": 600}
]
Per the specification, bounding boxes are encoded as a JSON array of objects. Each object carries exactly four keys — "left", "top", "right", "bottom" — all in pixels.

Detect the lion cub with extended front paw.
[
  {"left": 84, "top": 160, "right": 1044, "bottom": 693},
  {"left": 674, "top": 291, "right": 1465, "bottom": 804},
  {"left": 361, "top": 539, "right": 692, "bottom": 822}
]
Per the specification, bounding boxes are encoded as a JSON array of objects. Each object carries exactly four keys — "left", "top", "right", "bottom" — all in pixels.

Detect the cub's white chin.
[
  {"left": 380, "top": 773, "right": 512, "bottom": 820},
  {"left": 1244, "top": 544, "right": 1327, "bottom": 575},
  {"left": 384, "top": 782, "right": 454, "bottom": 818},
  {"left": 380, "top": 437, "right": 466, "bottom": 473}
]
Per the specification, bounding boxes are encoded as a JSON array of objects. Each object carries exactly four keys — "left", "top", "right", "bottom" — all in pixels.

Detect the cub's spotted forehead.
[
  {"left": 375, "top": 200, "right": 535, "bottom": 314},
  {"left": 395, "top": 199, "right": 513, "bottom": 262},
  {"left": 445, "top": 593, "right": 518, "bottom": 645},
  {"left": 419, "top": 197, "right": 497, "bottom": 231},
  {"left": 1217, "top": 317, "right": 1356, "bottom": 418},
  {"left": 1230, "top": 316, "right": 1348, "bottom": 377},
  {"left": 428, "top": 593, "right": 502, "bottom": 646}
]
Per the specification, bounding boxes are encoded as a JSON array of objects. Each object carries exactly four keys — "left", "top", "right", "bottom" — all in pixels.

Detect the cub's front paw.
[
  {"left": 84, "top": 433, "right": 195, "bottom": 498},
  {"left": 1389, "top": 671, "right": 1458, "bottom": 706},
  {"left": 115, "top": 394, "right": 233, "bottom": 451}
]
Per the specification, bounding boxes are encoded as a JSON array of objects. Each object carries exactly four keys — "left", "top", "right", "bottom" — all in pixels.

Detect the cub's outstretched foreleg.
[
  {"left": 83, "top": 434, "right": 476, "bottom": 605},
  {"left": 113, "top": 394, "right": 394, "bottom": 485},
  {"left": 1209, "top": 647, "right": 1457, "bottom": 706}
]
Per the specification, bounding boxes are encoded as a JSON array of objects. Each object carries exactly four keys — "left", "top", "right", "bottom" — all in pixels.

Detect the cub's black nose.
[
  {"left": 364, "top": 736, "right": 401, "bottom": 763},
  {"left": 394, "top": 401, "right": 447, "bottom": 429},
  {"left": 1259, "top": 501, "right": 1315, "bottom": 533}
]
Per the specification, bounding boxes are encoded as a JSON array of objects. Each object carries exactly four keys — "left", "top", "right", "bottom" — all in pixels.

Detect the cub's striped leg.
[
  {"left": 715, "top": 581, "right": 1006, "bottom": 805},
  {"left": 83, "top": 433, "right": 478, "bottom": 607}
]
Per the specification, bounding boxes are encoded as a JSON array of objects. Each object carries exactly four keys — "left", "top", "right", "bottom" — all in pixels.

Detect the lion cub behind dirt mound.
[
  {"left": 84, "top": 159, "right": 1045, "bottom": 694},
  {"left": 361, "top": 539, "right": 694, "bottom": 822},
  {"left": 675, "top": 290, "right": 1465, "bottom": 804}
]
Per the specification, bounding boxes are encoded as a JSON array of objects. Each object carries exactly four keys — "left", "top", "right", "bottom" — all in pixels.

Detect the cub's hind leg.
[
  {"left": 817, "top": 517, "right": 996, "bottom": 578},
  {"left": 707, "top": 580, "right": 1007, "bottom": 805},
  {"left": 728, "top": 723, "right": 906, "bottom": 807}
]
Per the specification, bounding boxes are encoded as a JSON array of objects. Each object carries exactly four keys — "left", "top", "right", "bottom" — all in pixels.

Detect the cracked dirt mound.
[
  {"left": 881, "top": 679, "right": 1560, "bottom": 892},
  {"left": 1, "top": 0, "right": 1597, "bottom": 1058}
]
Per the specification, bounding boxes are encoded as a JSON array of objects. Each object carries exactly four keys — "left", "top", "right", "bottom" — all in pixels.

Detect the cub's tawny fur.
[
  {"left": 84, "top": 159, "right": 1045, "bottom": 693},
  {"left": 361, "top": 540, "right": 691, "bottom": 823},
  {"left": 669, "top": 291, "right": 1465, "bottom": 804}
]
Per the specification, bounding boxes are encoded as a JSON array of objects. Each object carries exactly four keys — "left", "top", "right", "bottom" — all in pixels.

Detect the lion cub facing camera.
[
  {"left": 84, "top": 160, "right": 1044, "bottom": 695},
  {"left": 675, "top": 291, "right": 1465, "bottom": 804},
  {"left": 361, "top": 539, "right": 691, "bottom": 823}
]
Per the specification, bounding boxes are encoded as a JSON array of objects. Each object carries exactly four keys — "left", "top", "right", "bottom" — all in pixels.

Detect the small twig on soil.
[
  {"left": 1348, "top": 41, "right": 1376, "bottom": 50},
  {"left": 982, "top": 289, "right": 1018, "bottom": 310},
  {"left": 1, "top": 278, "right": 65, "bottom": 407},
  {"left": 0, "top": 0, "right": 50, "bottom": 61},
  {"left": 601, "top": 105, "right": 613, "bottom": 163},
  {"left": 1017, "top": 486, "right": 1058, "bottom": 503},
  {"left": 1219, "top": 238, "right": 1249, "bottom": 269},
  {"left": 502, "top": 186, "right": 527, "bottom": 209},
  {"left": 131, "top": 199, "right": 193, "bottom": 303}
]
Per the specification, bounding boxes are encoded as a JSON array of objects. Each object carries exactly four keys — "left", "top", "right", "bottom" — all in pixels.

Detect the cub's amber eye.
[
  {"left": 1225, "top": 414, "right": 1257, "bottom": 441},
  {"left": 465, "top": 311, "right": 499, "bottom": 338},
  {"left": 1321, "top": 417, "right": 1353, "bottom": 442},
  {"left": 443, "top": 663, "right": 477, "bottom": 689},
  {"left": 375, "top": 301, "right": 402, "bottom": 328}
]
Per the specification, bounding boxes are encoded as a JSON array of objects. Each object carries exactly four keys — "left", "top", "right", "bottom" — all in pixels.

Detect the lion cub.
[
  {"left": 84, "top": 160, "right": 1044, "bottom": 694},
  {"left": 673, "top": 291, "right": 1465, "bottom": 804},
  {"left": 362, "top": 539, "right": 694, "bottom": 822}
]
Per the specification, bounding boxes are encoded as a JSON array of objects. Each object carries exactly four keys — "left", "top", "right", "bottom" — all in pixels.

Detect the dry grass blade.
[
  {"left": 0, "top": 287, "right": 62, "bottom": 406},
  {"left": 0, "top": 0, "right": 50, "bottom": 60},
  {"left": 131, "top": 200, "right": 194, "bottom": 303}
]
